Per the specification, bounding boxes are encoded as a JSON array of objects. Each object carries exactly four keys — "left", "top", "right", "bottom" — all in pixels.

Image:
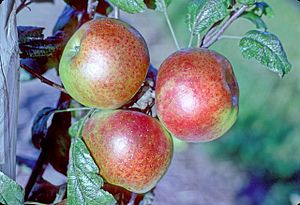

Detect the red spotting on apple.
[
  {"left": 59, "top": 18, "right": 150, "bottom": 109},
  {"left": 82, "top": 110, "right": 173, "bottom": 193},
  {"left": 156, "top": 48, "right": 239, "bottom": 142}
]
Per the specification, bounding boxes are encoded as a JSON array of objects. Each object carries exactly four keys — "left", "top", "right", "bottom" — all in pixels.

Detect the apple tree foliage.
[{"left": 0, "top": 0, "right": 293, "bottom": 204}]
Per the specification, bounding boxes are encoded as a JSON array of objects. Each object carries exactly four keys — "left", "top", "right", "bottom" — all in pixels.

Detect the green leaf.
[
  {"left": 237, "top": 0, "right": 256, "bottom": 5},
  {"left": 241, "top": 12, "right": 267, "bottom": 30},
  {"left": 254, "top": 2, "right": 274, "bottom": 17},
  {"left": 109, "top": 0, "right": 146, "bottom": 13},
  {"left": 187, "top": 0, "right": 229, "bottom": 35},
  {"left": 240, "top": 30, "right": 291, "bottom": 77},
  {"left": 0, "top": 171, "right": 24, "bottom": 205},
  {"left": 67, "top": 138, "right": 116, "bottom": 205},
  {"left": 17, "top": 26, "right": 44, "bottom": 44},
  {"left": 155, "top": 0, "right": 171, "bottom": 12},
  {"left": 225, "top": 0, "right": 234, "bottom": 8},
  {"left": 68, "top": 118, "right": 86, "bottom": 138}
]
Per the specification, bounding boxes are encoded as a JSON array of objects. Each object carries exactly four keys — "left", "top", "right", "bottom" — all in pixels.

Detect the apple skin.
[
  {"left": 155, "top": 48, "right": 239, "bottom": 142},
  {"left": 82, "top": 110, "right": 173, "bottom": 193},
  {"left": 59, "top": 18, "right": 150, "bottom": 109}
]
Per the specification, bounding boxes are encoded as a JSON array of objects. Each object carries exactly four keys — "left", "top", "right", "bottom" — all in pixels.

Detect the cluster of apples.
[{"left": 59, "top": 18, "right": 239, "bottom": 193}]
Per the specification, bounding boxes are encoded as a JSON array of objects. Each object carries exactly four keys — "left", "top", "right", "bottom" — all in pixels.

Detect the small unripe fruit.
[
  {"left": 59, "top": 18, "right": 150, "bottom": 109},
  {"left": 156, "top": 48, "right": 239, "bottom": 142},
  {"left": 82, "top": 110, "right": 173, "bottom": 193}
]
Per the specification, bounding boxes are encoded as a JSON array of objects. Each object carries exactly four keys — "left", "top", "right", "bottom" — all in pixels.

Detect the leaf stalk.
[{"left": 202, "top": 5, "right": 248, "bottom": 48}]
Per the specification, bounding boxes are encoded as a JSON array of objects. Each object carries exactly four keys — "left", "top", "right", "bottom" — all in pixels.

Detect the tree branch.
[
  {"left": 202, "top": 5, "right": 248, "bottom": 48},
  {"left": 16, "top": 0, "right": 32, "bottom": 14},
  {"left": 20, "top": 64, "right": 68, "bottom": 94}
]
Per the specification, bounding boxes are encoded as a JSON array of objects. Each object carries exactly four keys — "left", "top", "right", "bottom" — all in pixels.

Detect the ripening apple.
[
  {"left": 59, "top": 18, "right": 150, "bottom": 109},
  {"left": 155, "top": 48, "right": 239, "bottom": 142},
  {"left": 82, "top": 110, "right": 173, "bottom": 193}
]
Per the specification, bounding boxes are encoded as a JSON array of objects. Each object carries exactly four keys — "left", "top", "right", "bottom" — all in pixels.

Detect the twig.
[
  {"left": 219, "top": 35, "right": 243, "bottom": 40},
  {"left": 161, "top": 0, "right": 180, "bottom": 50},
  {"left": 201, "top": 26, "right": 218, "bottom": 46},
  {"left": 202, "top": 5, "right": 248, "bottom": 48},
  {"left": 16, "top": 0, "right": 32, "bottom": 14},
  {"left": 20, "top": 64, "right": 68, "bottom": 94},
  {"left": 24, "top": 149, "right": 48, "bottom": 199}
]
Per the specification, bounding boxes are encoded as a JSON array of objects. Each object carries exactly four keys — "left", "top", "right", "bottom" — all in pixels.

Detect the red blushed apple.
[
  {"left": 82, "top": 110, "right": 173, "bottom": 193},
  {"left": 59, "top": 18, "right": 150, "bottom": 109},
  {"left": 155, "top": 48, "right": 239, "bottom": 142}
]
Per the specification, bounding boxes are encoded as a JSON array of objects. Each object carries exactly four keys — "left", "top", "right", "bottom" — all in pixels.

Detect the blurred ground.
[{"left": 16, "top": 0, "right": 300, "bottom": 205}]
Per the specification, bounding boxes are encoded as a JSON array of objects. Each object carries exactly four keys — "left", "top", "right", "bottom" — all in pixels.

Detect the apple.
[
  {"left": 155, "top": 48, "right": 239, "bottom": 142},
  {"left": 82, "top": 110, "right": 173, "bottom": 193},
  {"left": 59, "top": 18, "right": 150, "bottom": 109}
]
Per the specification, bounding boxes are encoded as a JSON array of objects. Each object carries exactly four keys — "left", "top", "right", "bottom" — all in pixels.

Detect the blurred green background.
[{"left": 168, "top": 0, "right": 300, "bottom": 204}]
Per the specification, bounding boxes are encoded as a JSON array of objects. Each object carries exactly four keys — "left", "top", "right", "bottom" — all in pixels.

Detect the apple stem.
[
  {"left": 188, "top": 32, "right": 194, "bottom": 47},
  {"left": 197, "top": 34, "right": 201, "bottom": 47},
  {"left": 161, "top": 0, "right": 180, "bottom": 50},
  {"left": 20, "top": 63, "right": 68, "bottom": 94},
  {"left": 76, "top": 108, "right": 97, "bottom": 138},
  {"left": 24, "top": 202, "right": 47, "bottom": 205},
  {"left": 114, "top": 6, "right": 120, "bottom": 19},
  {"left": 54, "top": 107, "right": 94, "bottom": 114},
  {"left": 202, "top": 5, "right": 248, "bottom": 48}
]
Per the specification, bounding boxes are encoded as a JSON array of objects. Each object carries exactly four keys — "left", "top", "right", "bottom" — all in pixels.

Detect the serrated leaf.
[
  {"left": 187, "top": 0, "right": 229, "bottom": 36},
  {"left": 32, "top": 107, "right": 56, "bottom": 149},
  {"left": 237, "top": 0, "right": 255, "bottom": 5},
  {"left": 17, "top": 26, "right": 44, "bottom": 44},
  {"left": 240, "top": 30, "right": 291, "bottom": 77},
  {"left": 19, "top": 34, "right": 65, "bottom": 58},
  {"left": 254, "top": 2, "right": 274, "bottom": 17},
  {"left": 155, "top": 0, "right": 171, "bottom": 12},
  {"left": 241, "top": 12, "right": 267, "bottom": 30},
  {"left": 68, "top": 118, "right": 86, "bottom": 138},
  {"left": 225, "top": 0, "right": 233, "bottom": 8},
  {"left": 67, "top": 138, "right": 116, "bottom": 205},
  {"left": 109, "top": 0, "right": 146, "bottom": 13},
  {"left": 53, "top": 5, "right": 79, "bottom": 35},
  {"left": 0, "top": 171, "right": 24, "bottom": 205}
]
